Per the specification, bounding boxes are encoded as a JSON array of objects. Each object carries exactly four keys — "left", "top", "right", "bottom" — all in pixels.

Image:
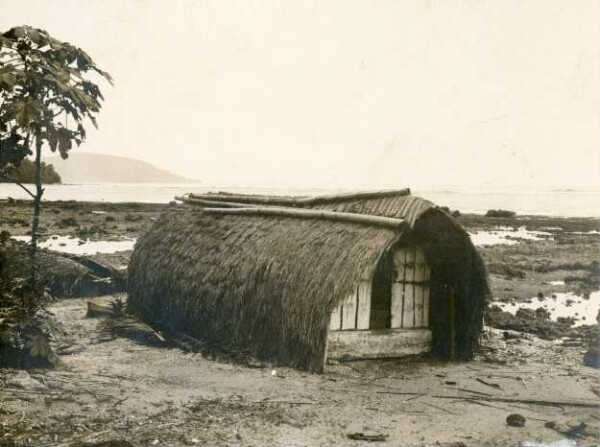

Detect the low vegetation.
[
  {"left": 0, "top": 25, "right": 110, "bottom": 369},
  {"left": 485, "top": 209, "right": 517, "bottom": 218},
  {"left": 0, "top": 159, "right": 61, "bottom": 184},
  {"left": 0, "top": 232, "right": 57, "bottom": 367}
]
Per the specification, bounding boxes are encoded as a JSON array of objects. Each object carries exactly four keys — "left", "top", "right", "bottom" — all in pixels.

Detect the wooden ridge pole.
[
  {"left": 175, "top": 196, "right": 249, "bottom": 208},
  {"left": 187, "top": 188, "right": 411, "bottom": 207},
  {"left": 200, "top": 206, "right": 406, "bottom": 230}
]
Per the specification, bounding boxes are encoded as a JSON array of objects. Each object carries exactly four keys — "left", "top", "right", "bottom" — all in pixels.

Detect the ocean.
[{"left": 0, "top": 183, "right": 598, "bottom": 218}]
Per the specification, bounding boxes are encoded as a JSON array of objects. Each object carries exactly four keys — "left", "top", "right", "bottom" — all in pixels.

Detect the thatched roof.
[{"left": 128, "top": 189, "right": 489, "bottom": 371}]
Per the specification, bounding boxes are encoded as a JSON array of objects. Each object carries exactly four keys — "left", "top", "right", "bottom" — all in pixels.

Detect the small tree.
[
  {"left": 0, "top": 27, "right": 111, "bottom": 366},
  {"left": 0, "top": 25, "right": 111, "bottom": 262}
]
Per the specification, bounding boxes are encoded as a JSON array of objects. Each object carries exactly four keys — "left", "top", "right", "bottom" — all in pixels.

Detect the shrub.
[
  {"left": 485, "top": 209, "right": 516, "bottom": 218},
  {"left": 124, "top": 213, "right": 143, "bottom": 222},
  {"left": 57, "top": 217, "right": 79, "bottom": 228},
  {"left": 0, "top": 232, "right": 57, "bottom": 367}
]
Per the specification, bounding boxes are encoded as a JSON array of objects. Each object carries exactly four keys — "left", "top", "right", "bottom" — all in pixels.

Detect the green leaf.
[
  {"left": 12, "top": 98, "right": 42, "bottom": 128},
  {"left": 25, "top": 334, "right": 50, "bottom": 358},
  {"left": 43, "top": 128, "right": 58, "bottom": 152},
  {"left": 0, "top": 71, "right": 17, "bottom": 87}
]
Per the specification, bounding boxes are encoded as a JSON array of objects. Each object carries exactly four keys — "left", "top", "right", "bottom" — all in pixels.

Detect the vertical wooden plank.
[
  {"left": 390, "top": 282, "right": 404, "bottom": 328},
  {"left": 330, "top": 303, "right": 342, "bottom": 331},
  {"left": 341, "top": 287, "right": 358, "bottom": 330},
  {"left": 393, "top": 247, "right": 407, "bottom": 281},
  {"left": 356, "top": 281, "right": 371, "bottom": 329},
  {"left": 449, "top": 287, "right": 456, "bottom": 358},
  {"left": 422, "top": 284, "right": 430, "bottom": 327},
  {"left": 414, "top": 247, "right": 427, "bottom": 282},
  {"left": 422, "top": 253, "right": 431, "bottom": 327},
  {"left": 404, "top": 247, "right": 416, "bottom": 283},
  {"left": 402, "top": 284, "right": 415, "bottom": 328},
  {"left": 414, "top": 284, "right": 424, "bottom": 327}
]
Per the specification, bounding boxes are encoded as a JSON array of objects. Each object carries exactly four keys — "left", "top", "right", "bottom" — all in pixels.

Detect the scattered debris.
[
  {"left": 545, "top": 421, "right": 589, "bottom": 439},
  {"left": 6, "top": 371, "right": 46, "bottom": 391},
  {"left": 506, "top": 414, "right": 526, "bottom": 427},
  {"left": 583, "top": 346, "right": 600, "bottom": 368},
  {"left": 347, "top": 432, "right": 388, "bottom": 442},
  {"left": 476, "top": 377, "right": 502, "bottom": 390},
  {"left": 87, "top": 301, "right": 116, "bottom": 318}
]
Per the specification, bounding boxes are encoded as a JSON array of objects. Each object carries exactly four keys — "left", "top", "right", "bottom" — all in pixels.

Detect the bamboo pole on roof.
[
  {"left": 201, "top": 206, "right": 407, "bottom": 230},
  {"left": 188, "top": 188, "right": 411, "bottom": 207},
  {"left": 175, "top": 196, "right": 249, "bottom": 208}
]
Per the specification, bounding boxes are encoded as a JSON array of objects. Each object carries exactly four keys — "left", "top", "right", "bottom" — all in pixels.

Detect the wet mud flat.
[{"left": 0, "top": 200, "right": 599, "bottom": 445}]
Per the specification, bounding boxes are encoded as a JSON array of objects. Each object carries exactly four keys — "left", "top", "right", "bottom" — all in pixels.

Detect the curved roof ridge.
[{"left": 182, "top": 188, "right": 436, "bottom": 228}]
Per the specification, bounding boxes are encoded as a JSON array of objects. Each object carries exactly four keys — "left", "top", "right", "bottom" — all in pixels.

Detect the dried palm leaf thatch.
[{"left": 128, "top": 208, "right": 400, "bottom": 372}]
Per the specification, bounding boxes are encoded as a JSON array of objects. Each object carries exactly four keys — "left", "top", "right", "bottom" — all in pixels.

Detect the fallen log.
[
  {"left": 86, "top": 302, "right": 115, "bottom": 318},
  {"left": 201, "top": 206, "right": 407, "bottom": 229}
]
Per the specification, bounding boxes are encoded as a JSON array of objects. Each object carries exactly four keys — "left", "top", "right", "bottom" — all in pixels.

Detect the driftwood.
[
  {"left": 375, "top": 391, "right": 598, "bottom": 409},
  {"left": 188, "top": 188, "right": 411, "bottom": 207},
  {"left": 104, "top": 316, "right": 166, "bottom": 344},
  {"left": 475, "top": 377, "right": 502, "bottom": 389},
  {"left": 59, "top": 253, "right": 115, "bottom": 279},
  {"left": 201, "top": 207, "right": 407, "bottom": 230},
  {"left": 87, "top": 302, "right": 115, "bottom": 318},
  {"left": 347, "top": 432, "right": 388, "bottom": 442}
]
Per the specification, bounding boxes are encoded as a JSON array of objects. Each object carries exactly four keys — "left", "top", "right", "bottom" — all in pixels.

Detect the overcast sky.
[{"left": 2, "top": 1, "right": 598, "bottom": 188}]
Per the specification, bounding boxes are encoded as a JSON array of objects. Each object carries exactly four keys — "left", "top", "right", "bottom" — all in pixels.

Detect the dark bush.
[
  {"left": 0, "top": 233, "right": 57, "bottom": 368},
  {"left": 57, "top": 217, "right": 79, "bottom": 228},
  {"left": 487, "top": 263, "right": 526, "bottom": 279},
  {"left": 485, "top": 209, "right": 517, "bottom": 218},
  {"left": 124, "top": 213, "right": 143, "bottom": 222}
]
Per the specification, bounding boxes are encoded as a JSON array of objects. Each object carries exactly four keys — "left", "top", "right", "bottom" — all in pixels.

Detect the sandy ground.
[{"left": 0, "top": 295, "right": 598, "bottom": 446}]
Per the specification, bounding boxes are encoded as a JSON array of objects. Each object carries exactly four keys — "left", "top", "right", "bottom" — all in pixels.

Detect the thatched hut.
[{"left": 128, "top": 189, "right": 489, "bottom": 372}]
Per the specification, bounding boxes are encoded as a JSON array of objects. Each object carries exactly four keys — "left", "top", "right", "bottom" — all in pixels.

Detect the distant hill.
[{"left": 46, "top": 153, "right": 194, "bottom": 183}]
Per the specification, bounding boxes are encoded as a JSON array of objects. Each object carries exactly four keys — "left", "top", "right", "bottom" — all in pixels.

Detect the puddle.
[
  {"left": 12, "top": 235, "right": 136, "bottom": 255},
  {"left": 548, "top": 280, "right": 565, "bottom": 286},
  {"left": 495, "top": 291, "right": 600, "bottom": 327},
  {"left": 469, "top": 226, "right": 553, "bottom": 246},
  {"left": 523, "top": 439, "right": 576, "bottom": 447}
]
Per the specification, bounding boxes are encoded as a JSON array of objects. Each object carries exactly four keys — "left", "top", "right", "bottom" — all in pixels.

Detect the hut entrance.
[
  {"left": 367, "top": 244, "right": 431, "bottom": 330},
  {"left": 329, "top": 244, "right": 431, "bottom": 331},
  {"left": 390, "top": 245, "right": 430, "bottom": 329},
  {"left": 327, "top": 243, "right": 433, "bottom": 361}
]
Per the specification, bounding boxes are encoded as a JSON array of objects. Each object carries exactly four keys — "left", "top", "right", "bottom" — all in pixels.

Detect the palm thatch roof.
[{"left": 128, "top": 189, "right": 489, "bottom": 372}]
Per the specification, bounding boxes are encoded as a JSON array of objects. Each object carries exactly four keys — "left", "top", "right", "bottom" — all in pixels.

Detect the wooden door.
[{"left": 390, "top": 245, "right": 430, "bottom": 329}]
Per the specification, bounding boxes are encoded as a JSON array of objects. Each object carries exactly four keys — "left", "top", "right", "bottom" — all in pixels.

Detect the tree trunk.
[{"left": 29, "top": 136, "right": 44, "bottom": 267}]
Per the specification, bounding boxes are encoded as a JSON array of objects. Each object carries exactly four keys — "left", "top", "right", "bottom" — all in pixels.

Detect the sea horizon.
[{"left": 1, "top": 182, "right": 598, "bottom": 218}]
